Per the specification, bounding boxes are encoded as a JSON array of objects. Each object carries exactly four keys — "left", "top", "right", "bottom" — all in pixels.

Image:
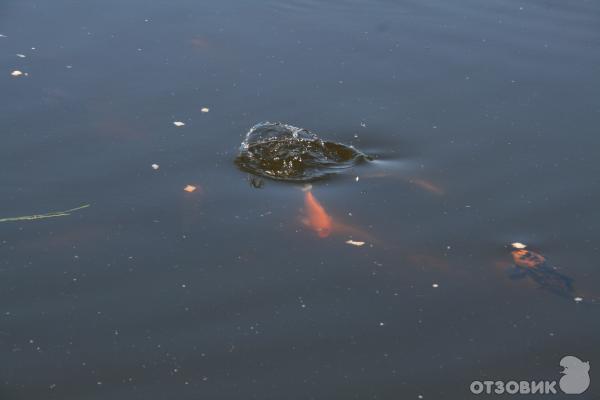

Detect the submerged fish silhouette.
[
  {"left": 508, "top": 247, "right": 575, "bottom": 299},
  {"left": 303, "top": 190, "right": 333, "bottom": 238},
  {"left": 301, "top": 189, "right": 377, "bottom": 243}
]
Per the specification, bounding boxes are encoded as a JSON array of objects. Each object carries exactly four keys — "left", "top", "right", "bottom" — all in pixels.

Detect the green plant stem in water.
[{"left": 0, "top": 204, "right": 91, "bottom": 223}]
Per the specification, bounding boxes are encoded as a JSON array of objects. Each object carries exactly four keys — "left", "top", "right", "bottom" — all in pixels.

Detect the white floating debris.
[
  {"left": 173, "top": 121, "right": 185, "bottom": 127},
  {"left": 355, "top": 176, "right": 360, "bottom": 182},
  {"left": 0, "top": 34, "right": 6, "bottom": 38},
  {"left": 432, "top": 283, "right": 439, "bottom": 288},
  {"left": 11, "top": 70, "right": 23, "bottom": 77},
  {"left": 511, "top": 242, "right": 527, "bottom": 249},
  {"left": 201, "top": 107, "right": 210, "bottom": 113},
  {"left": 346, "top": 239, "right": 365, "bottom": 247},
  {"left": 66, "top": 65, "right": 73, "bottom": 69},
  {"left": 151, "top": 164, "right": 160, "bottom": 170},
  {"left": 16, "top": 54, "right": 26, "bottom": 58},
  {"left": 379, "top": 322, "right": 385, "bottom": 327},
  {"left": 574, "top": 297, "right": 583, "bottom": 303}
]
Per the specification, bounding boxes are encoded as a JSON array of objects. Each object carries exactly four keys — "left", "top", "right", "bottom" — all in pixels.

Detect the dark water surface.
[{"left": 1, "top": 0, "right": 600, "bottom": 399}]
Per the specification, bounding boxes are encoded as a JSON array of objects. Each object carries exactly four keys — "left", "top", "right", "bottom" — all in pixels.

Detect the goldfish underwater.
[{"left": 507, "top": 243, "right": 597, "bottom": 304}]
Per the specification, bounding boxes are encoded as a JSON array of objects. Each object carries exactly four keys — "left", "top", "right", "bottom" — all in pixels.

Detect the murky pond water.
[{"left": 1, "top": 0, "right": 599, "bottom": 399}]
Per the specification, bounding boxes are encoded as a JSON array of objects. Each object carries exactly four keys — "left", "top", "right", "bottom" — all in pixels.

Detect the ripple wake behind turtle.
[{"left": 235, "top": 122, "right": 370, "bottom": 182}]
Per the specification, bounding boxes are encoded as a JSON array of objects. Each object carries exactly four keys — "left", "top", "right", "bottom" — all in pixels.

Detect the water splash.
[{"left": 235, "top": 122, "right": 369, "bottom": 182}]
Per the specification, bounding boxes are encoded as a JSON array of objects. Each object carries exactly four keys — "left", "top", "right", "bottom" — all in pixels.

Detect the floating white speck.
[
  {"left": 574, "top": 297, "right": 583, "bottom": 303},
  {"left": 16, "top": 54, "right": 26, "bottom": 58},
  {"left": 379, "top": 322, "right": 385, "bottom": 326},
  {"left": 511, "top": 242, "right": 527, "bottom": 249},
  {"left": 432, "top": 283, "right": 439, "bottom": 288},
  {"left": 346, "top": 239, "right": 365, "bottom": 247},
  {"left": 66, "top": 65, "right": 73, "bottom": 69},
  {"left": 173, "top": 121, "right": 185, "bottom": 127},
  {"left": 355, "top": 176, "right": 360, "bottom": 182},
  {"left": 0, "top": 34, "right": 6, "bottom": 38},
  {"left": 201, "top": 107, "right": 210, "bottom": 113},
  {"left": 151, "top": 164, "right": 159, "bottom": 170},
  {"left": 11, "top": 70, "right": 23, "bottom": 77}
]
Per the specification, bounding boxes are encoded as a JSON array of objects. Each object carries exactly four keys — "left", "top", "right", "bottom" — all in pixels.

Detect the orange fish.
[
  {"left": 511, "top": 249, "right": 546, "bottom": 268},
  {"left": 409, "top": 178, "right": 445, "bottom": 196},
  {"left": 301, "top": 190, "right": 378, "bottom": 244},
  {"left": 190, "top": 37, "right": 210, "bottom": 49},
  {"left": 303, "top": 191, "right": 333, "bottom": 238},
  {"left": 360, "top": 172, "right": 445, "bottom": 196}
]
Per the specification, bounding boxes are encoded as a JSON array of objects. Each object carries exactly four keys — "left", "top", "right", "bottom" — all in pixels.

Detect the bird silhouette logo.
[{"left": 559, "top": 356, "right": 590, "bottom": 394}]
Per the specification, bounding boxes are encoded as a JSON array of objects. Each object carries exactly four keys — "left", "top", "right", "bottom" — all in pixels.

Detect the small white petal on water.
[
  {"left": 16, "top": 54, "right": 26, "bottom": 58},
  {"left": 173, "top": 121, "right": 185, "bottom": 127},
  {"left": 0, "top": 34, "right": 6, "bottom": 38},
  {"left": 151, "top": 164, "right": 160, "bottom": 170},
  {"left": 201, "top": 107, "right": 210, "bottom": 113},
  {"left": 432, "top": 283, "right": 439, "bottom": 288},
  {"left": 346, "top": 240, "right": 365, "bottom": 247},
  {"left": 574, "top": 297, "right": 583, "bottom": 303},
  {"left": 355, "top": 176, "right": 360, "bottom": 182},
  {"left": 511, "top": 242, "right": 527, "bottom": 249}
]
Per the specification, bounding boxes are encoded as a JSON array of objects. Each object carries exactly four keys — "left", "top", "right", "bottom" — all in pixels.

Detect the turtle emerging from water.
[{"left": 235, "top": 122, "right": 370, "bottom": 182}]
